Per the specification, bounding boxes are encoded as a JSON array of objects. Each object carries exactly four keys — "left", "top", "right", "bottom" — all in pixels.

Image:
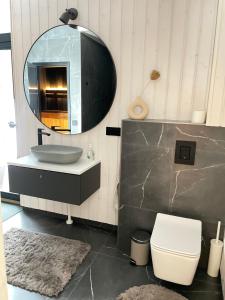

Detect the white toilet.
[{"left": 150, "top": 213, "right": 202, "bottom": 285}]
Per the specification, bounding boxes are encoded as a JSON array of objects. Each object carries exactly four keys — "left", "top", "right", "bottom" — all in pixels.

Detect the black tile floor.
[
  {"left": 2, "top": 209, "right": 223, "bottom": 300},
  {"left": 1, "top": 202, "right": 22, "bottom": 221}
]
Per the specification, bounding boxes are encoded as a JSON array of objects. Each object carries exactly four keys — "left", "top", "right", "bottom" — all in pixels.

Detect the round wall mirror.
[{"left": 23, "top": 25, "right": 117, "bottom": 134}]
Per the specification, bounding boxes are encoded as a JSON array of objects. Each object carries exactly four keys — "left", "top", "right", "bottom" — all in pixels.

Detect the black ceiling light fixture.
[{"left": 59, "top": 8, "right": 78, "bottom": 24}]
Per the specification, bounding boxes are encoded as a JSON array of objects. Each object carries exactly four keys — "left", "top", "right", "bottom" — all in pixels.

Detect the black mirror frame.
[{"left": 23, "top": 24, "right": 117, "bottom": 135}]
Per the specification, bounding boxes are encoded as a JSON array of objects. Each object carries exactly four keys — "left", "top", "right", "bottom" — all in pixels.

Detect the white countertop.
[{"left": 7, "top": 155, "right": 100, "bottom": 175}]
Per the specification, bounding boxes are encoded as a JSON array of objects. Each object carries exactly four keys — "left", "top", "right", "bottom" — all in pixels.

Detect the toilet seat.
[
  {"left": 151, "top": 244, "right": 198, "bottom": 258},
  {"left": 151, "top": 213, "right": 202, "bottom": 257}
]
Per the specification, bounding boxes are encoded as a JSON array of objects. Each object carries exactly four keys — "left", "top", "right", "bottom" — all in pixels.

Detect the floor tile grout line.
[{"left": 1, "top": 205, "right": 23, "bottom": 222}]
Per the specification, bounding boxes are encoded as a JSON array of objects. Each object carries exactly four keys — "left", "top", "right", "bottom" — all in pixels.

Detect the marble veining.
[
  {"left": 89, "top": 267, "right": 94, "bottom": 300},
  {"left": 118, "top": 120, "right": 225, "bottom": 268},
  {"left": 169, "top": 170, "right": 180, "bottom": 211},
  {"left": 169, "top": 163, "right": 225, "bottom": 211},
  {"left": 140, "top": 169, "right": 152, "bottom": 208},
  {"left": 157, "top": 124, "right": 164, "bottom": 147},
  {"left": 128, "top": 129, "right": 150, "bottom": 146},
  {"left": 176, "top": 126, "right": 225, "bottom": 146}
]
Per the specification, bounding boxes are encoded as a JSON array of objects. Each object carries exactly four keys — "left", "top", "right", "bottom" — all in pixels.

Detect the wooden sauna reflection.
[{"left": 39, "top": 65, "right": 69, "bottom": 132}]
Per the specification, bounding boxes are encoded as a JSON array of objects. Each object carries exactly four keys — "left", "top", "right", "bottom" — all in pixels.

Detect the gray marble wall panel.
[{"left": 118, "top": 120, "right": 225, "bottom": 268}]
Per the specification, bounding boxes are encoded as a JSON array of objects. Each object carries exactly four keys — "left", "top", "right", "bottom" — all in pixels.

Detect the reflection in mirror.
[{"left": 24, "top": 25, "right": 116, "bottom": 134}]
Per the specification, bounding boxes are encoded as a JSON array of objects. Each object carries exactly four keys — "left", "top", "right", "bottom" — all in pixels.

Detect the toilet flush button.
[
  {"left": 175, "top": 140, "right": 196, "bottom": 165},
  {"left": 180, "top": 146, "right": 190, "bottom": 160}
]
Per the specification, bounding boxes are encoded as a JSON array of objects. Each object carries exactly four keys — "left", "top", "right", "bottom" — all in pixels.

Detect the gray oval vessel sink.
[{"left": 31, "top": 145, "right": 83, "bottom": 164}]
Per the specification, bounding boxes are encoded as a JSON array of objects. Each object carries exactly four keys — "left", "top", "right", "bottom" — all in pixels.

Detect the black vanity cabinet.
[{"left": 8, "top": 161, "right": 101, "bottom": 205}]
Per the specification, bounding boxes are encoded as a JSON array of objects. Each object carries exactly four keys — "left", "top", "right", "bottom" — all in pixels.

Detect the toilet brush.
[{"left": 207, "top": 221, "right": 223, "bottom": 277}]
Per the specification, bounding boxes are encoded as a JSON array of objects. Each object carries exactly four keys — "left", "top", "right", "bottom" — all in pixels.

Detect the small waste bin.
[{"left": 130, "top": 230, "right": 150, "bottom": 266}]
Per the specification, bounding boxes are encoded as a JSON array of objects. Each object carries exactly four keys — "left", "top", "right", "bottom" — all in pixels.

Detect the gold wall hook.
[{"left": 150, "top": 70, "right": 160, "bottom": 80}]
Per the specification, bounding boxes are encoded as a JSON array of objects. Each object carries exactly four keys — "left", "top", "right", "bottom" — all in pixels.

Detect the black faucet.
[{"left": 38, "top": 128, "right": 51, "bottom": 145}]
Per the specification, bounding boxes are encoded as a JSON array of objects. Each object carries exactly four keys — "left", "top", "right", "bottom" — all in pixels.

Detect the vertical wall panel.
[
  {"left": 48, "top": 0, "right": 58, "bottom": 27},
  {"left": 192, "top": 0, "right": 218, "bottom": 112},
  {"left": 153, "top": 0, "right": 174, "bottom": 119},
  {"left": 30, "top": 0, "right": 40, "bottom": 41},
  {"left": 178, "top": 0, "right": 202, "bottom": 120},
  {"left": 119, "top": 0, "right": 134, "bottom": 119},
  {"left": 165, "top": 0, "right": 188, "bottom": 120},
  {"left": 207, "top": 0, "right": 225, "bottom": 127},
  {"left": 142, "top": 0, "right": 159, "bottom": 119},
  {"left": 130, "top": 0, "right": 147, "bottom": 101},
  {"left": 107, "top": 0, "right": 122, "bottom": 224},
  {"left": 38, "top": 0, "right": 49, "bottom": 32},
  {"left": 96, "top": 0, "right": 111, "bottom": 224},
  {"left": 11, "top": 0, "right": 218, "bottom": 225},
  {"left": 84, "top": 0, "right": 100, "bottom": 221}
]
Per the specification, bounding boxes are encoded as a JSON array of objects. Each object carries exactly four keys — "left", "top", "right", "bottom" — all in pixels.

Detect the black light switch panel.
[
  {"left": 175, "top": 140, "right": 196, "bottom": 165},
  {"left": 106, "top": 127, "right": 121, "bottom": 136}
]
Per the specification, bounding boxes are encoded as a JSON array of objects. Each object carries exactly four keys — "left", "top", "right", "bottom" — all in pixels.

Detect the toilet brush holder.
[
  {"left": 207, "top": 221, "right": 223, "bottom": 277},
  {"left": 207, "top": 239, "right": 223, "bottom": 277}
]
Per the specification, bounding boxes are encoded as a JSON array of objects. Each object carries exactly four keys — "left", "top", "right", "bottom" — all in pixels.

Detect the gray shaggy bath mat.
[
  {"left": 4, "top": 228, "right": 91, "bottom": 297},
  {"left": 117, "top": 284, "right": 188, "bottom": 300}
]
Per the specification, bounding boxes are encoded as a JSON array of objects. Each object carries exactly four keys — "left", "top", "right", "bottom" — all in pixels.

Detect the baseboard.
[
  {"left": 23, "top": 207, "right": 117, "bottom": 233},
  {"left": 1, "top": 198, "right": 20, "bottom": 205},
  {"left": 0, "top": 192, "right": 20, "bottom": 202}
]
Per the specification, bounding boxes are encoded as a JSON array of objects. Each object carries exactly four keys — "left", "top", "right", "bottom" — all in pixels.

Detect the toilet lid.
[{"left": 150, "top": 213, "right": 202, "bottom": 257}]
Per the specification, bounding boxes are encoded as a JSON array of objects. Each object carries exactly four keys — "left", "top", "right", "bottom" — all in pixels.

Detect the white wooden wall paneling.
[
  {"left": 153, "top": 0, "right": 173, "bottom": 119},
  {"left": 207, "top": 0, "right": 225, "bottom": 127},
  {"left": 165, "top": 0, "right": 187, "bottom": 120},
  {"left": 178, "top": 0, "right": 202, "bottom": 120},
  {"left": 11, "top": 0, "right": 218, "bottom": 225}
]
